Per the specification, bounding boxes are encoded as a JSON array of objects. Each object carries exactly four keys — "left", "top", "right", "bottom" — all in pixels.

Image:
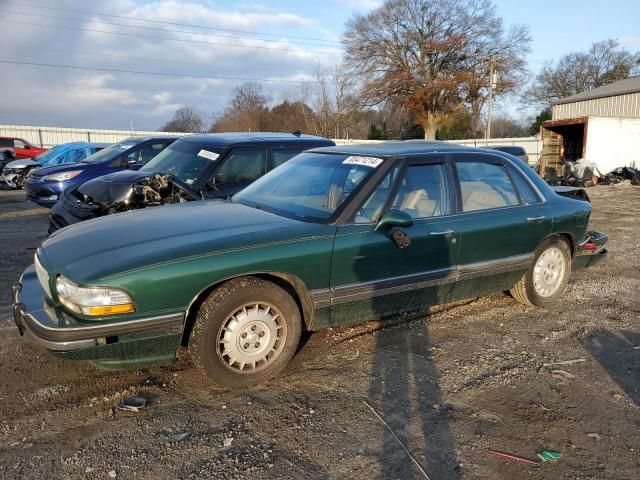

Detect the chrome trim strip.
[
  {"left": 20, "top": 311, "right": 185, "bottom": 343},
  {"left": 24, "top": 324, "right": 97, "bottom": 351},
  {"left": 310, "top": 253, "right": 533, "bottom": 307}
]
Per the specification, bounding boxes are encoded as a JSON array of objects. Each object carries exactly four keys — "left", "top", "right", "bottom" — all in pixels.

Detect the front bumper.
[
  {"left": 573, "top": 230, "right": 608, "bottom": 270},
  {"left": 12, "top": 265, "right": 185, "bottom": 353},
  {"left": 48, "top": 198, "right": 81, "bottom": 234},
  {"left": 24, "top": 180, "right": 63, "bottom": 207}
]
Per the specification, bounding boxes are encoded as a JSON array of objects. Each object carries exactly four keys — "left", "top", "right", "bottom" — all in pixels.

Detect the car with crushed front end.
[
  {"left": 48, "top": 132, "right": 336, "bottom": 233},
  {"left": 2, "top": 142, "right": 108, "bottom": 190},
  {"left": 24, "top": 136, "right": 178, "bottom": 208},
  {"left": 13, "top": 141, "right": 608, "bottom": 388}
]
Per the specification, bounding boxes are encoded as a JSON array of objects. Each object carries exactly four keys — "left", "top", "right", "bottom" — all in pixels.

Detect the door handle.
[
  {"left": 430, "top": 229, "right": 454, "bottom": 236},
  {"left": 526, "top": 216, "right": 546, "bottom": 222}
]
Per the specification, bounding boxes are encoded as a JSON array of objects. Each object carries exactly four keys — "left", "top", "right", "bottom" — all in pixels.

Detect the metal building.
[{"left": 540, "top": 77, "right": 640, "bottom": 176}]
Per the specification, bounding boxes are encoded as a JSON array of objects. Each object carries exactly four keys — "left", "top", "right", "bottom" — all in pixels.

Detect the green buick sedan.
[{"left": 13, "top": 142, "right": 607, "bottom": 388}]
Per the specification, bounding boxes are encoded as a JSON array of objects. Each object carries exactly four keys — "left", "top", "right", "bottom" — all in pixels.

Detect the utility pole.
[{"left": 486, "top": 55, "right": 497, "bottom": 140}]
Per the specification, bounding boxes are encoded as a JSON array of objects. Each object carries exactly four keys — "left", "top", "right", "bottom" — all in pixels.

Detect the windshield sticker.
[
  {"left": 343, "top": 156, "right": 383, "bottom": 168},
  {"left": 197, "top": 149, "right": 220, "bottom": 161}
]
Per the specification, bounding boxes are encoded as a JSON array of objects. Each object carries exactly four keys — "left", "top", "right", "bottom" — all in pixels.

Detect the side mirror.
[{"left": 374, "top": 209, "right": 413, "bottom": 232}]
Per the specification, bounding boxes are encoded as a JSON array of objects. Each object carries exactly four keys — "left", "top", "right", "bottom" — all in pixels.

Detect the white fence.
[
  {"left": 0, "top": 125, "right": 541, "bottom": 163},
  {"left": 0, "top": 124, "right": 183, "bottom": 147}
]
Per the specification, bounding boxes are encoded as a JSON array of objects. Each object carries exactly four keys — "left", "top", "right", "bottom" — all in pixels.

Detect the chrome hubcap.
[
  {"left": 533, "top": 247, "right": 566, "bottom": 297},
  {"left": 216, "top": 302, "right": 286, "bottom": 373}
]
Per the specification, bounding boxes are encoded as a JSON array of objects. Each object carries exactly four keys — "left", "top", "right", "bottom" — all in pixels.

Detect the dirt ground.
[{"left": 0, "top": 185, "right": 638, "bottom": 480}]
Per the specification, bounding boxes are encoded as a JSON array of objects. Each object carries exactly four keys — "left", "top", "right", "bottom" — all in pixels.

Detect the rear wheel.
[
  {"left": 189, "top": 277, "right": 301, "bottom": 388},
  {"left": 511, "top": 238, "right": 572, "bottom": 307}
]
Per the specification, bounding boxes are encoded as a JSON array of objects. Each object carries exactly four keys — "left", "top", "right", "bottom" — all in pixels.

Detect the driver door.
[{"left": 328, "top": 155, "right": 461, "bottom": 327}]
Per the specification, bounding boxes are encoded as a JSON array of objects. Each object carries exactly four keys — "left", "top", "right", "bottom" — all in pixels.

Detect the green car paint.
[{"left": 13, "top": 144, "right": 606, "bottom": 371}]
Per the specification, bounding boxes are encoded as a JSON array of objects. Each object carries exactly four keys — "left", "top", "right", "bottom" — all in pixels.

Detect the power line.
[
  {"left": 8, "top": 19, "right": 341, "bottom": 56},
  {"left": 0, "top": 59, "right": 320, "bottom": 84},
  {"left": 8, "top": 1, "right": 343, "bottom": 45},
  {"left": 4, "top": 9, "right": 342, "bottom": 48},
  {"left": 35, "top": 47, "right": 255, "bottom": 70}
]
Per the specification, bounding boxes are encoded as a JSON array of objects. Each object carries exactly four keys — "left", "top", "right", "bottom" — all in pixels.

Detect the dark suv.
[{"left": 49, "top": 132, "right": 335, "bottom": 233}]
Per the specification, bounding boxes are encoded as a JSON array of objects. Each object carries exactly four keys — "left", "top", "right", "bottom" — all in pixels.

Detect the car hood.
[
  {"left": 33, "top": 162, "right": 90, "bottom": 176},
  {"left": 74, "top": 170, "right": 200, "bottom": 203},
  {"left": 41, "top": 201, "right": 332, "bottom": 283},
  {"left": 4, "top": 159, "right": 39, "bottom": 169}
]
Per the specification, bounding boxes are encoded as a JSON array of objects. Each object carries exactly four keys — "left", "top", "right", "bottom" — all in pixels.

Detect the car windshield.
[
  {"left": 82, "top": 140, "right": 141, "bottom": 164},
  {"left": 234, "top": 152, "right": 382, "bottom": 223},
  {"left": 34, "top": 145, "right": 65, "bottom": 165},
  {"left": 140, "top": 140, "right": 222, "bottom": 187}
]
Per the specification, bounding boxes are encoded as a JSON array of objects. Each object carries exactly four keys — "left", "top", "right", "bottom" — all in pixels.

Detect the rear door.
[
  {"left": 204, "top": 147, "right": 267, "bottom": 198},
  {"left": 451, "top": 151, "right": 552, "bottom": 299},
  {"left": 329, "top": 154, "right": 461, "bottom": 326}
]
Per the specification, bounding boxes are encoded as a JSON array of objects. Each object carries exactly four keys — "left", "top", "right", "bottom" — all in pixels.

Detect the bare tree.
[
  {"left": 209, "top": 82, "right": 270, "bottom": 132},
  {"left": 342, "top": 0, "right": 530, "bottom": 139},
  {"left": 523, "top": 39, "right": 640, "bottom": 106},
  {"left": 161, "top": 105, "right": 205, "bottom": 133}
]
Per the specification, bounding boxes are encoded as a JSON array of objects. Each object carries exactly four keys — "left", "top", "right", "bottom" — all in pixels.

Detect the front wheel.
[
  {"left": 189, "top": 277, "right": 302, "bottom": 388},
  {"left": 510, "top": 238, "right": 572, "bottom": 307}
]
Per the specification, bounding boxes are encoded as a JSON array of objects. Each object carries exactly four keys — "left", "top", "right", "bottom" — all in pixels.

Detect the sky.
[{"left": 1, "top": 0, "right": 639, "bottom": 131}]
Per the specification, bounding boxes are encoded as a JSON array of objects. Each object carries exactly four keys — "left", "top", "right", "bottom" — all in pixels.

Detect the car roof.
[
  {"left": 308, "top": 140, "right": 466, "bottom": 156},
  {"left": 179, "top": 132, "right": 334, "bottom": 148},
  {"left": 120, "top": 135, "right": 180, "bottom": 143},
  {"left": 489, "top": 145, "right": 525, "bottom": 151},
  {"left": 51, "top": 141, "right": 93, "bottom": 148}
]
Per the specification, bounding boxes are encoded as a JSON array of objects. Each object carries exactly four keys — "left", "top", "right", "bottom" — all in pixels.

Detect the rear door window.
[
  {"left": 137, "top": 142, "right": 168, "bottom": 164},
  {"left": 0, "top": 139, "right": 13, "bottom": 147},
  {"left": 509, "top": 168, "right": 540, "bottom": 205},
  {"left": 270, "top": 148, "right": 303, "bottom": 170},
  {"left": 456, "top": 161, "right": 520, "bottom": 212},
  {"left": 214, "top": 149, "right": 267, "bottom": 185}
]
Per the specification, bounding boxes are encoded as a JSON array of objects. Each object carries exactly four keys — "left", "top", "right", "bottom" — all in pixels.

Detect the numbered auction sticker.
[
  {"left": 197, "top": 149, "right": 220, "bottom": 161},
  {"left": 342, "top": 156, "right": 383, "bottom": 168}
]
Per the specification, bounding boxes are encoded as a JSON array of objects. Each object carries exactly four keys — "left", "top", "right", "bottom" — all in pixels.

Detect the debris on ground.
[
  {"left": 487, "top": 450, "right": 539, "bottom": 465},
  {"left": 587, "top": 433, "right": 602, "bottom": 440},
  {"left": 115, "top": 394, "right": 151, "bottom": 414},
  {"left": 222, "top": 437, "right": 234, "bottom": 447},
  {"left": 599, "top": 166, "right": 640, "bottom": 186},
  {"left": 167, "top": 432, "right": 189, "bottom": 443},
  {"left": 551, "top": 369, "right": 578, "bottom": 379},
  {"left": 537, "top": 450, "right": 562, "bottom": 462},
  {"left": 540, "top": 358, "right": 586, "bottom": 369},
  {"left": 364, "top": 400, "right": 431, "bottom": 479}
]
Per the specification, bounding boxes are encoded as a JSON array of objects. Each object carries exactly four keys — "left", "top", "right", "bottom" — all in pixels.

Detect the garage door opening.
[{"left": 540, "top": 117, "right": 587, "bottom": 181}]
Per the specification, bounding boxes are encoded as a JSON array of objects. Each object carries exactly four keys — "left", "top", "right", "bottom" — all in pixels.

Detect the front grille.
[{"left": 34, "top": 252, "right": 52, "bottom": 299}]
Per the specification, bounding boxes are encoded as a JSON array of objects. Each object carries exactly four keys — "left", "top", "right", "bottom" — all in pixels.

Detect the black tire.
[
  {"left": 510, "top": 237, "right": 572, "bottom": 307},
  {"left": 189, "top": 276, "right": 302, "bottom": 388}
]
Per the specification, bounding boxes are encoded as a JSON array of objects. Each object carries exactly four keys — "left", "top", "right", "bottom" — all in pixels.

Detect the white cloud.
[{"left": 0, "top": 0, "right": 342, "bottom": 130}]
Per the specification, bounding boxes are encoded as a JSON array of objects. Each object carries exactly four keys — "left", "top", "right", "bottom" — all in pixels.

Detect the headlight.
[
  {"left": 44, "top": 170, "right": 82, "bottom": 182},
  {"left": 56, "top": 275, "right": 135, "bottom": 316}
]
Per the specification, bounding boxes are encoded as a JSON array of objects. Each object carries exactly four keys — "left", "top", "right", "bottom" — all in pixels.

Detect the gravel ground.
[{"left": 0, "top": 186, "right": 638, "bottom": 479}]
